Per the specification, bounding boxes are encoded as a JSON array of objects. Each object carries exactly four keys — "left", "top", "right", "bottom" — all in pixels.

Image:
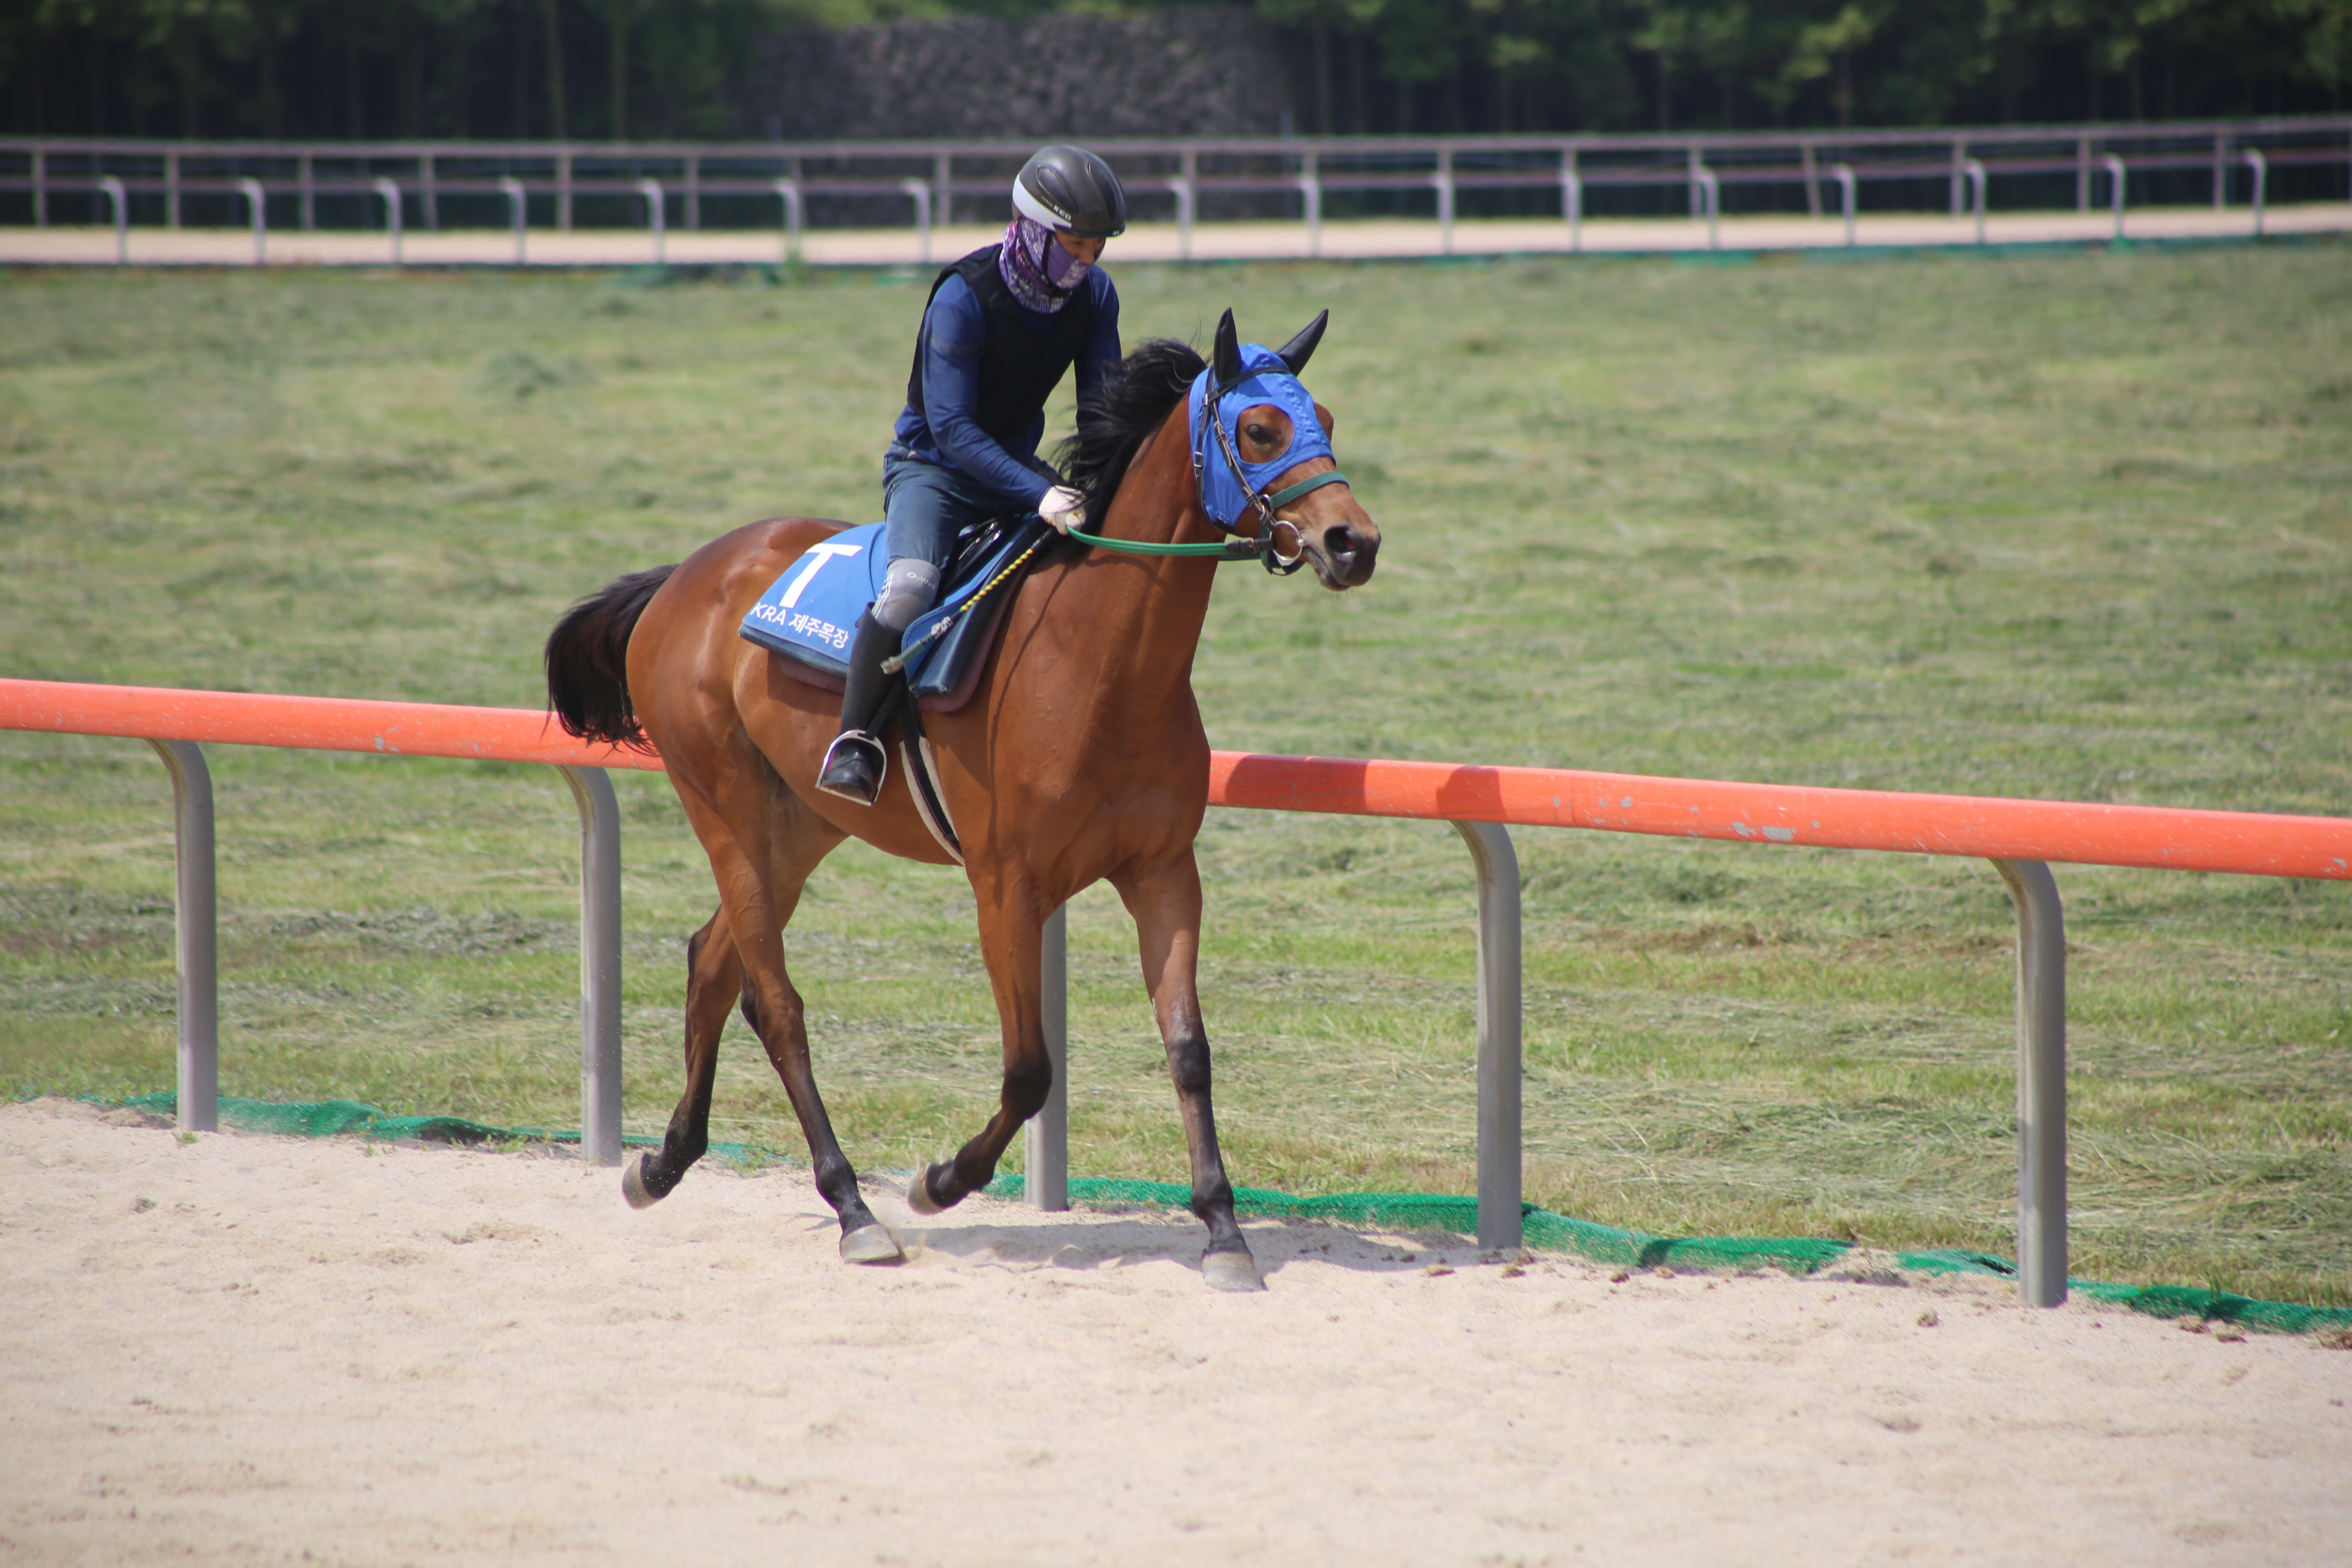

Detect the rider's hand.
[{"left": 1038, "top": 486, "right": 1085, "bottom": 535}]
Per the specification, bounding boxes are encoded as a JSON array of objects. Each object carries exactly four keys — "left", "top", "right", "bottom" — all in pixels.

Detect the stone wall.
[{"left": 733, "top": 8, "right": 1287, "bottom": 143}]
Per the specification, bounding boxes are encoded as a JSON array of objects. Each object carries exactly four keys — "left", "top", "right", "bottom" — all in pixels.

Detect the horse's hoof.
[
  {"left": 1202, "top": 1250, "right": 1265, "bottom": 1293},
  {"left": 621, "top": 1152, "right": 664, "bottom": 1210},
  {"left": 904, "top": 1163, "right": 949, "bottom": 1216},
  {"left": 840, "top": 1222, "right": 903, "bottom": 1265}
]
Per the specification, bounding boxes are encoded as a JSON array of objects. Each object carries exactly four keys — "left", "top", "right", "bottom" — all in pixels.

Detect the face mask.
[
  {"left": 1187, "top": 345, "right": 1336, "bottom": 532},
  {"left": 1044, "top": 239, "right": 1090, "bottom": 290}
]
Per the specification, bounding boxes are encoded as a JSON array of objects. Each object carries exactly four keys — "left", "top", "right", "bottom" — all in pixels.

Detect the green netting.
[
  {"left": 80, "top": 1092, "right": 2352, "bottom": 1335},
  {"left": 971, "top": 1175, "right": 1853, "bottom": 1274},
  {"left": 1889, "top": 1242, "right": 2352, "bottom": 1335}
]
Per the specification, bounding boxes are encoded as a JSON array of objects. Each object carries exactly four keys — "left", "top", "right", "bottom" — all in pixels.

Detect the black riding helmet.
[{"left": 1012, "top": 145, "right": 1128, "bottom": 240}]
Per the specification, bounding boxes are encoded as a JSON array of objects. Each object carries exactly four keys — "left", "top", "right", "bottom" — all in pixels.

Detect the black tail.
[{"left": 545, "top": 565, "right": 677, "bottom": 751}]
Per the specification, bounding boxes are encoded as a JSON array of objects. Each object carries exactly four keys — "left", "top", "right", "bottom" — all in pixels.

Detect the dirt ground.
[
  {"left": 4, "top": 1096, "right": 2347, "bottom": 1567},
  {"left": 2, "top": 203, "right": 2344, "bottom": 269}
]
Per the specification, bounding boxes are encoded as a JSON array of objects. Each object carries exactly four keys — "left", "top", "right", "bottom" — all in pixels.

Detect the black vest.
[{"left": 906, "top": 245, "right": 1096, "bottom": 449}]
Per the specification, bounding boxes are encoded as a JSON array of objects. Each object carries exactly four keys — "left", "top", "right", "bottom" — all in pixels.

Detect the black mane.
[{"left": 1055, "top": 337, "right": 1207, "bottom": 524}]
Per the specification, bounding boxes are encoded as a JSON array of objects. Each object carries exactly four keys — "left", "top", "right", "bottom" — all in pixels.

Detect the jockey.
[{"left": 816, "top": 144, "right": 1127, "bottom": 806}]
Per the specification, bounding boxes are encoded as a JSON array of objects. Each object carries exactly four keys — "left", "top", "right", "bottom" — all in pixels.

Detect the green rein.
[{"left": 1069, "top": 470, "right": 1350, "bottom": 560}]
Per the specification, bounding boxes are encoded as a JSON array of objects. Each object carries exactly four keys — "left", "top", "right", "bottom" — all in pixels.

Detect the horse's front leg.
[
  {"left": 1115, "top": 852, "right": 1261, "bottom": 1292},
  {"left": 905, "top": 874, "right": 1054, "bottom": 1214}
]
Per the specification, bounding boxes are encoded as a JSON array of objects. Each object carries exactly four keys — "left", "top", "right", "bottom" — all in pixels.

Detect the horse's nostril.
[{"left": 1323, "top": 524, "right": 1359, "bottom": 559}]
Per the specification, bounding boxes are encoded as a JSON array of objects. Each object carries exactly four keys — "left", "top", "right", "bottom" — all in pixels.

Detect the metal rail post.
[
  {"left": 774, "top": 178, "right": 804, "bottom": 264},
  {"left": 933, "top": 150, "right": 953, "bottom": 227},
  {"left": 1949, "top": 139, "right": 1965, "bottom": 216},
  {"left": 1169, "top": 176, "right": 1195, "bottom": 261},
  {"left": 372, "top": 178, "right": 402, "bottom": 265},
  {"left": 98, "top": 176, "right": 127, "bottom": 263},
  {"left": 1801, "top": 141, "right": 1820, "bottom": 217},
  {"left": 32, "top": 147, "right": 45, "bottom": 227},
  {"left": 236, "top": 176, "right": 266, "bottom": 265},
  {"left": 1025, "top": 903, "right": 1070, "bottom": 1211},
  {"left": 685, "top": 156, "right": 700, "bottom": 231},
  {"left": 2103, "top": 153, "right": 2126, "bottom": 240},
  {"left": 2076, "top": 136, "right": 2091, "bottom": 212},
  {"left": 638, "top": 177, "right": 665, "bottom": 264},
  {"left": 900, "top": 178, "right": 932, "bottom": 264},
  {"left": 147, "top": 741, "right": 218, "bottom": 1134},
  {"left": 1561, "top": 163, "right": 1582, "bottom": 252},
  {"left": 422, "top": 153, "right": 438, "bottom": 230},
  {"left": 1991, "top": 860, "right": 2067, "bottom": 1308},
  {"left": 1964, "top": 158, "right": 1987, "bottom": 244},
  {"left": 1432, "top": 147, "right": 1455, "bottom": 255},
  {"left": 498, "top": 176, "right": 527, "bottom": 263},
  {"left": 1453, "top": 821, "right": 1522, "bottom": 1252},
  {"left": 1180, "top": 146, "right": 1198, "bottom": 256},
  {"left": 1693, "top": 166, "right": 1719, "bottom": 250},
  {"left": 2243, "top": 148, "right": 2267, "bottom": 236},
  {"left": 559, "top": 766, "right": 624, "bottom": 1166},
  {"left": 558, "top": 151, "right": 573, "bottom": 232},
  {"left": 299, "top": 152, "right": 315, "bottom": 231},
  {"left": 1297, "top": 150, "right": 1322, "bottom": 258},
  {"left": 2212, "top": 131, "right": 2227, "bottom": 209},
  {"left": 166, "top": 150, "right": 180, "bottom": 229},
  {"left": 1832, "top": 163, "right": 1857, "bottom": 246}
]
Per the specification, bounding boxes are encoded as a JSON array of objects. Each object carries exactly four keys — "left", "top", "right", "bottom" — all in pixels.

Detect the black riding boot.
[{"left": 815, "top": 611, "right": 897, "bottom": 806}]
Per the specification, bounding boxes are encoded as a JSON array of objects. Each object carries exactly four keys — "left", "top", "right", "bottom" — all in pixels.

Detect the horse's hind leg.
[
  {"left": 621, "top": 907, "right": 741, "bottom": 1209},
  {"left": 1115, "top": 852, "right": 1261, "bottom": 1292},
  {"left": 674, "top": 766, "right": 898, "bottom": 1264}
]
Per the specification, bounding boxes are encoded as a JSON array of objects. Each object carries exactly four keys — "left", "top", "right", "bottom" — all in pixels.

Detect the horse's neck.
[{"left": 1061, "top": 413, "right": 1225, "bottom": 714}]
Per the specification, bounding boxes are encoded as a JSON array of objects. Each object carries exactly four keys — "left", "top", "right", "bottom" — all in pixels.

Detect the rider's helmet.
[{"left": 1012, "top": 146, "right": 1128, "bottom": 240}]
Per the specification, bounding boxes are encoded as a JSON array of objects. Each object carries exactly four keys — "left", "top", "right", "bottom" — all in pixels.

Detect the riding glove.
[{"left": 1038, "top": 486, "right": 1086, "bottom": 534}]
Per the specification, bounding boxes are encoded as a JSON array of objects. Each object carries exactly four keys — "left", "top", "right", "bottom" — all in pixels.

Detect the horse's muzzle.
[{"left": 1309, "top": 520, "right": 1379, "bottom": 590}]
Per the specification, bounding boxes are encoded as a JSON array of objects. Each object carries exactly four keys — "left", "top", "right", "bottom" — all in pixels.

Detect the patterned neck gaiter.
[{"left": 998, "top": 216, "right": 1089, "bottom": 314}]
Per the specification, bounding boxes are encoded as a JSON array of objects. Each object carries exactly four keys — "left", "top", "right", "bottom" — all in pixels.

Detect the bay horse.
[{"left": 543, "top": 310, "right": 1378, "bottom": 1292}]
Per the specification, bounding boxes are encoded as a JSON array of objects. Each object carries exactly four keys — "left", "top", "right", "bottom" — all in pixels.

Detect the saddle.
[
  {"left": 738, "top": 514, "right": 1053, "bottom": 862},
  {"left": 738, "top": 515, "right": 1048, "bottom": 709}
]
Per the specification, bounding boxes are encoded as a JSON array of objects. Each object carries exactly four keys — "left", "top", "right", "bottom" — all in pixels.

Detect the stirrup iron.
[{"left": 816, "top": 730, "right": 888, "bottom": 806}]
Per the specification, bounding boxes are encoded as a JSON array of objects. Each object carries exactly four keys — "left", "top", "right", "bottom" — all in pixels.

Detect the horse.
[{"left": 543, "top": 310, "right": 1379, "bottom": 1292}]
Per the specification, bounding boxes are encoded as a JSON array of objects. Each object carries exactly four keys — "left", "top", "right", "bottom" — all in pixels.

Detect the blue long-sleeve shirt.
[{"left": 890, "top": 267, "right": 1122, "bottom": 509}]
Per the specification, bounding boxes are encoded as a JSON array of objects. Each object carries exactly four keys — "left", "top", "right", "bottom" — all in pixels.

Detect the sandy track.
[
  {"left": 3, "top": 205, "right": 2346, "bottom": 268},
  {"left": 4, "top": 1098, "right": 2346, "bottom": 1567}
]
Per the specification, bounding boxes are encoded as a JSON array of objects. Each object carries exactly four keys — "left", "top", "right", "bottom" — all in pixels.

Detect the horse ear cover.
[
  {"left": 1213, "top": 310, "right": 1243, "bottom": 388},
  {"left": 1277, "top": 310, "right": 1329, "bottom": 376}
]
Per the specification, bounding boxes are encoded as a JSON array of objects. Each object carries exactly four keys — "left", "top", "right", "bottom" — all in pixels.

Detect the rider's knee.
[{"left": 871, "top": 558, "right": 941, "bottom": 632}]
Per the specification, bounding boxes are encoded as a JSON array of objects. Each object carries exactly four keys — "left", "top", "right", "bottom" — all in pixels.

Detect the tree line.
[{"left": 6, "top": 0, "right": 2348, "bottom": 143}]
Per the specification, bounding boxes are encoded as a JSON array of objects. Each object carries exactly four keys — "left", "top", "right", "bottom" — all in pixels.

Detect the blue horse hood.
[{"left": 1187, "top": 345, "right": 1335, "bottom": 532}]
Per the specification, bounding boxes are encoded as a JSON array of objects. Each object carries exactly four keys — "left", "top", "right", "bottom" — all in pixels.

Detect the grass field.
[{"left": 2, "top": 243, "right": 2347, "bottom": 1306}]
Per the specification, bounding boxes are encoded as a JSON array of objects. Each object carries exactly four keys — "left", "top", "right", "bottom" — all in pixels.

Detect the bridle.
[{"left": 1072, "top": 361, "right": 1348, "bottom": 574}]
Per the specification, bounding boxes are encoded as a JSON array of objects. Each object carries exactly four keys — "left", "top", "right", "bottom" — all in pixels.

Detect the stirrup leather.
[{"left": 815, "top": 730, "right": 888, "bottom": 805}]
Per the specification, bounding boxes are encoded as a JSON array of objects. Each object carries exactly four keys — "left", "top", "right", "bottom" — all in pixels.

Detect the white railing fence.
[{"left": 4, "top": 117, "right": 2348, "bottom": 256}]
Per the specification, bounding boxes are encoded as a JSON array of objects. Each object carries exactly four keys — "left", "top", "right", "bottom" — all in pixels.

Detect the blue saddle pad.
[{"left": 737, "top": 520, "right": 1040, "bottom": 702}]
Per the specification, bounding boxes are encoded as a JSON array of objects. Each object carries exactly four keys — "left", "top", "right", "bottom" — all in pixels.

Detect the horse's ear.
[
  {"left": 1212, "top": 309, "right": 1243, "bottom": 387},
  {"left": 1278, "top": 310, "right": 1329, "bottom": 376}
]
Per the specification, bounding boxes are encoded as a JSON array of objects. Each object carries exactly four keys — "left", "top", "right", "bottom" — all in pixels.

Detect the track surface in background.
[
  {"left": 0, "top": 248, "right": 2346, "bottom": 1306},
  {"left": 3, "top": 203, "right": 2348, "bottom": 266}
]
